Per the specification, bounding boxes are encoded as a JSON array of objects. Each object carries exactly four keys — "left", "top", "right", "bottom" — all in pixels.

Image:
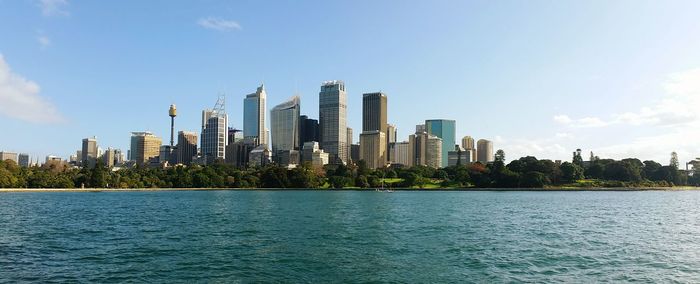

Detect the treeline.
[{"left": 0, "top": 155, "right": 698, "bottom": 189}]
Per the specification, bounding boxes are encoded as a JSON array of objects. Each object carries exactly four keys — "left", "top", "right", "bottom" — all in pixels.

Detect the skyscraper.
[
  {"left": 244, "top": 84, "right": 267, "bottom": 146},
  {"left": 299, "top": 115, "right": 319, "bottom": 144},
  {"left": 270, "top": 96, "right": 301, "bottom": 161},
  {"left": 462, "top": 136, "right": 477, "bottom": 162},
  {"left": 426, "top": 135, "right": 443, "bottom": 169},
  {"left": 319, "top": 80, "right": 348, "bottom": 164},
  {"left": 0, "top": 152, "right": 18, "bottom": 163},
  {"left": 477, "top": 139, "right": 494, "bottom": 163},
  {"left": 176, "top": 131, "right": 198, "bottom": 165},
  {"left": 359, "top": 92, "right": 388, "bottom": 169},
  {"left": 386, "top": 124, "right": 397, "bottom": 162},
  {"left": 425, "top": 119, "right": 456, "bottom": 168},
  {"left": 130, "top": 132, "right": 162, "bottom": 166},
  {"left": 81, "top": 137, "right": 98, "bottom": 168},
  {"left": 201, "top": 96, "right": 228, "bottom": 164}
]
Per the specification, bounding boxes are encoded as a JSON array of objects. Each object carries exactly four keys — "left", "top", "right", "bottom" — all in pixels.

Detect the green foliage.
[
  {"left": 521, "top": 171, "right": 549, "bottom": 188},
  {"left": 560, "top": 162, "right": 585, "bottom": 182}
]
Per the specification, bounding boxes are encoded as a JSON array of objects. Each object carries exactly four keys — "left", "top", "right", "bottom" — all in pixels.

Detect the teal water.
[{"left": 1, "top": 191, "right": 699, "bottom": 283}]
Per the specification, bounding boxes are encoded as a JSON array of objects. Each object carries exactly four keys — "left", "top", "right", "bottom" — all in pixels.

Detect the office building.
[
  {"left": 228, "top": 128, "right": 243, "bottom": 144},
  {"left": 359, "top": 131, "right": 387, "bottom": 169},
  {"left": 249, "top": 145, "right": 271, "bottom": 167},
  {"left": 302, "top": 142, "right": 330, "bottom": 169},
  {"left": 159, "top": 145, "right": 176, "bottom": 166},
  {"left": 244, "top": 84, "right": 267, "bottom": 145},
  {"left": 0, "top": 152, "right": 18, "bottom": 163},
  {"left": 351, "top": 144, "right": 360, "bottom": 163},
  {"left": 477, "top": 139, "right": 494, "bottom": 163},
  {"left": 130, "top": 132, "right": 162, "bottom": 166},
  {"left": 389, "top": 141, "right": 412, "bottom": 167},
  {"left": 270, "top": 96, "right": 300, "bottom": 162},
  {"left": 462, "top": 136, "right": 477, "bottom": 162},
  {"left": 360, "top": 92, "right": 388, "bottom": 169},
  {"left": 448, "top": 145, "right": 472, "bottom": 166},
  {"left": 226, "top": 138, "right": 256, "bottom": 168},
  {"left": 415, "top": 124, "right": 426, "bottom": 134},
  {"left": 299, "top": 115, "right": 320, "bottom": 144},
  {"left": 201, "top": 96, "right": 228, "bottom": 164},
  {"left": 319, "top": 80, "right": 348, "bottom": 164},
  {"left": 426, "top": 135, "right": 443, "bottom": 169},
  {"left": 386, "top": 124, "right": 397, "bottom": 162},
  {"left": 347, "top": 127, "right": 353, "bottom": 163},
  {"left": 177, "top": 131, "right": 198, "bottom": 165},
  {"left": 102, "top": 148, "right": 115, "bottom": 167},
  {"left": 425, "top": 119, "right": 456, "bottom": 168},
  {"left": 18, "top": 153, "right": 29, "bottom": 167},
  {"left": 82, "top": 137, "right": 98, "bottom": 168}
]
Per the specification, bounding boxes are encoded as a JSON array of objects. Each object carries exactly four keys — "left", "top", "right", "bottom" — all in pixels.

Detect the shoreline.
[{"left": 1, "top": 187, "right": 699, "bottom": 193}]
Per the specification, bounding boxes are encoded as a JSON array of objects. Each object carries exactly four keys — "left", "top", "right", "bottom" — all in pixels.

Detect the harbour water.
[{"left": 1, "top": 190, "right": 699, "bottom": 282}]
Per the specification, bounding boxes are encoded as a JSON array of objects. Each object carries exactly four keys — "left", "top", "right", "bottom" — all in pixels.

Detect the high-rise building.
[
  {"left": 299, "top": 115, "right": 320, "bottom": 144},
  {"left": 201, "top": 96, "right": 228, "bottom": 164},
  {"left": 477, "top": 139, "right": 494, "bottom": 163},
  {"left": 244, "top": 84, "right": 267, "bottom": 146},
  {"left": 389, "top": 141, "right": 412, "bottom": 167},
  {"left": 448, "top": 145, "right": 472, "bottom": 166},
  {"left": 426, "top": 135, "right": 443, "bottom": 169},
  {"left": 386, "top": 124, "right": 397, "bottom": 162},
  {"left": 303, "top": 142, "right": 330, "bottom": 169},
  {"left": 18, "top": 153, "right": 29, "bottom": 167},
  {"left": 249, "top": 145, "right": 271, "bottom": 167},
  {"left": 270, "top": 96, "right": 300, "bottom": 161},
  {"left": 169, "top": 104, "right": 177, "bottom": 147},
  {"left": 176, "top": 131, "right": 198, "bottom": 165},
  {"left": 159, "top": 145, "right": 176, "bottom": 165},
  {"left": 359, "top": 92, "right": 388, "bottom": 169},
  {"left": 228, "top": 128, "right": 243, "bottom": 144},
  {"left": 0, "top": 152, "right": 18, "bottom": 163},
  {"left": 346, "top": 127, "right": 354, "bottom": 163},
  {"left": 415, "top": 124, "right": 426, "bottom": 134},
  {"left": 359, "top": 131, "right": 387, "bottom": 169},
  {"left": 81, "top": 137, "right": 98, "bottom": 168},
  {"left": 130, "top": 132, "right": 162, "bottom": 166},
  {"left": 362, "top": 92, "right": 388, "bottom": 133},
  {"left": 425, "top": 119, "right": 456, "bottom": 168},
  {"left": 461, "top": 136, "right": 477, "bottom": 162},
  {"left": 225, "top": 138, "right": 255, "bottom": 168},
  {"left": 319, "top": 80, "right": 348, "bottom": 164},
  {"left": 102, "top": 148, "right": 116, "bottom": 167}
]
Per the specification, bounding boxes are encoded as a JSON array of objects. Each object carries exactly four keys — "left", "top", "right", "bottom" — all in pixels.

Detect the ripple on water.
[{"left": 0, "top": 191, "right": 699, "bottom": 282}]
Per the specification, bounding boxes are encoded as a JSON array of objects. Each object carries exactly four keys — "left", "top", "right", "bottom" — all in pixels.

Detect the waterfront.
[{"left": 1, "top": 191, "right": 699, "bottom": 282}]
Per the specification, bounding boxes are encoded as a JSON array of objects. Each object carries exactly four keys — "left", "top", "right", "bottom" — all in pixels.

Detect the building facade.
[
  {"left": 448, "top": 145, "right": 472, "bottom": 166},
  {"left": 18, "top": 153, "right": 29, "bottom": 167},
  {"left": 319, "top": 80, "right": 348, "bottom": 164},
  {"left": 130, "top": 132, "right": 162, "bottom": 166},
  {"left": 177, "top": 131, "right": 198, "bottom": 165},
  {"left": 426, "top": 135, "right": 443, "bottom": 169},
  {"left": 389, "top": 141, "right": 412, "bottom": 167},
  {"left": 461, "top": 136, "right": 477, "bottom": 162},
  {"left": 270, "top": 96, "right": 300, "bottom": 162},
  {"left": 359, "top": 131, "right": 387, "bottom": 169},
  {"left": 0, "top": 152, "right": 18, "bottom": 163},
  {"left": 244, "top": 84, "right": 267, "bottom": 146},
  {"left": 201, "top": 97, "right": 228, "bottom": 164},
  {"left": 425, "top": 119, "right": 456, "bottom": 168},
  {"left": 82, "top": 137, "right": 98, "bottom": 168},
  {"left": 477, "top": 139, "right": 494, "bottom": 163},
  {"left": 299, "top": 115, "right": 320, "bottom": 144}
]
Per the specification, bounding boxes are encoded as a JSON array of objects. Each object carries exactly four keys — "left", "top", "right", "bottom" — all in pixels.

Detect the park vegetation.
[{"left": 0, "top": 151, "right": 697, "bottom": 189}]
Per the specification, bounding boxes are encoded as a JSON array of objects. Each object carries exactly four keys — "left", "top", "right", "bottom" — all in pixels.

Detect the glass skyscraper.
[
  {"left": 425, "top": 119, "right": 456, "bottom": 168},
  {"left": 319, "top": 80, "right": 348, "bottom": 164},
  {"left": 270, "top": 96, "right": 300, "bottom": 155},
  {"left": 244, "top": 84, "right": 267, "bottom": 146}
]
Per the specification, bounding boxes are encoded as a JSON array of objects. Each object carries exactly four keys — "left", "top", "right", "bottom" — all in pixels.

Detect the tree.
[
  {"left": 572, "top": 149, "right": 584, "bottom": 167},
  {"left": 560, "top": 162, "right": 584, "bottom": 182},
  {"left": 521, "top": 171, "right": 549, "bottom": 188},
  {"left": 670, "top": 152, "right": 679, "bottom": 170},
  {"left": 495, "top": 149, "right": 506, "bottom": 163}
]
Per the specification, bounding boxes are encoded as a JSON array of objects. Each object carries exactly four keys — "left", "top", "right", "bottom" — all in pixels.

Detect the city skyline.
[{"left": 2, "top": 1, "right": 700, "bottom": 164}]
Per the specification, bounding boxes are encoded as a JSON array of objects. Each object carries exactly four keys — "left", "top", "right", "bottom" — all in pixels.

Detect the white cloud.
[
  {"left": 37, "top": 35, "right": 51, "bottom": 48},
  {"left": 197, "top": 17, "right": 242, "bottom": 31},
  {"left": 0, "top": 54, "right": 65, "bottom": 124},
  {"left": 554, "top": 68, "right": 700, "bottom": 128},
  {"left": 38, "top": 0, "right": 69, "bottom": 16}
]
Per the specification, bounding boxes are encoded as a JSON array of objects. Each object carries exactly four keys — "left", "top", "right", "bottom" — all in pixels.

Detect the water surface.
[{"left": 1, "top": 191, "right": 699, "bottom": 283}]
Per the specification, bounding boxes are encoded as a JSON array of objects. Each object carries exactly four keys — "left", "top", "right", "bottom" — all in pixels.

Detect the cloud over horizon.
[
  {"left": 0, "top": 54, "right": 65, "bottom": 124},
  {"left": 197, "top": 17, "right": 242, "bottom": 32}
]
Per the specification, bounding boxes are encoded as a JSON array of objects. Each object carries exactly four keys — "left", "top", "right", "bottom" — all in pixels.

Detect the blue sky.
[{"left": 1, "top": 0, "right": 700, "bottom": 164}]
